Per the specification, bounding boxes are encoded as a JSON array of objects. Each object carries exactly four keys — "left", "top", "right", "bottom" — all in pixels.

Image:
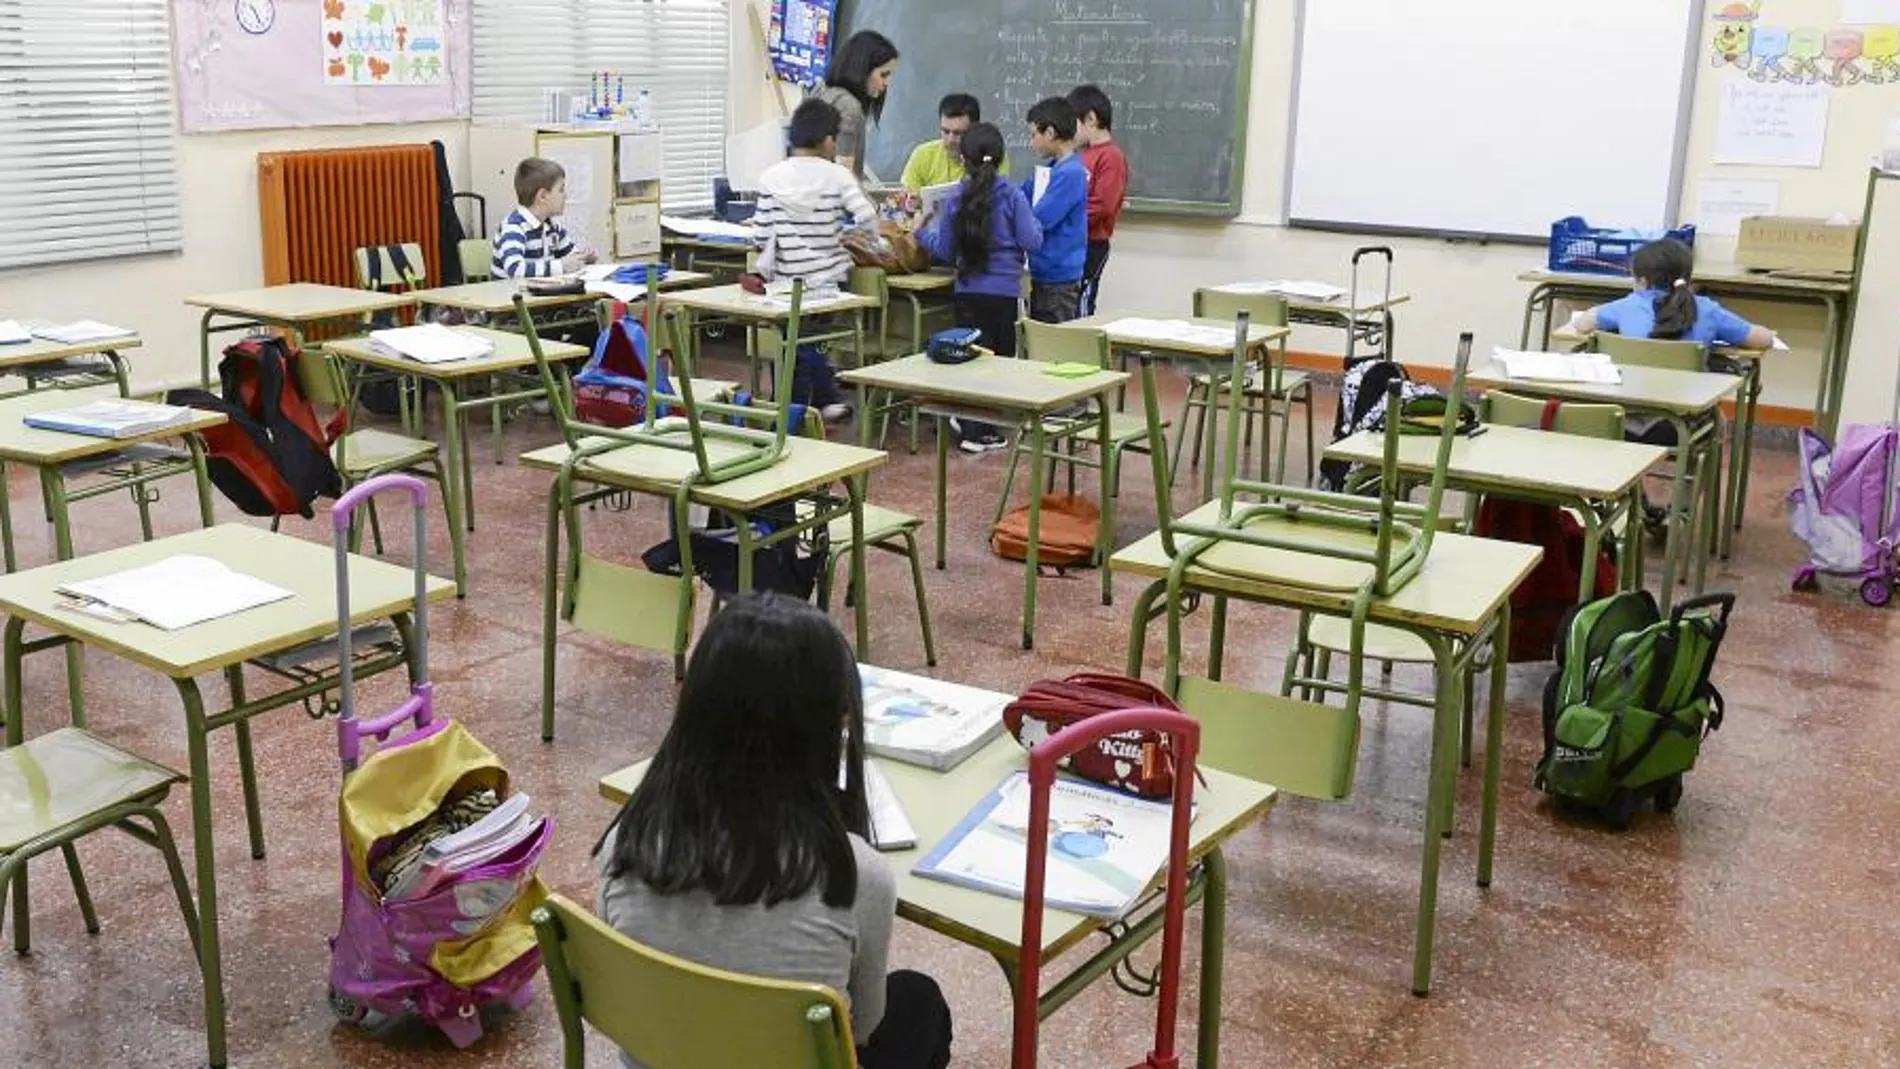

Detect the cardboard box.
[{"left": 1735, "top": 216, "right": 1861, "bottom": 275}]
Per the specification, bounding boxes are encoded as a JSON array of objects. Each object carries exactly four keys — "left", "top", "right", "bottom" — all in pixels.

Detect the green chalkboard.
[{"left": 837, "top": 0, "right": 1254, "bottom": 215}]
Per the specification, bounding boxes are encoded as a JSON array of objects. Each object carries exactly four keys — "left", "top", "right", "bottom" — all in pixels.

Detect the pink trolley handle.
[
  {"left": 333, "top": 474, "right": 433, "bottom": 771},
  {"left": 1014, "top": 706, "right": 1202, "bottom": 1069}
]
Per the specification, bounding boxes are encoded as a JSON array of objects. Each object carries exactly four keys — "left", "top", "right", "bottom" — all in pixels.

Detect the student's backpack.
[
  {"left": 1535, "top": 590, "right": 1733, "bottom": 829},
  {"left": 640, "top": 499, "right": 830, "bottom": 601},
  {"left": 168, "top": 336, "right": 344, "bottom": 519},
  {"left": 1787, "top": 424, "right": 1900, "bottom": 605},
  {"left": 990, "top": 494, "right": 1100, "bottom": 570},
  {"left": 572, "top": 315, "right": 670, "bottom": 428},
  {"left": 1320, "top": 358, "right": 1433, "bottom": 491}
]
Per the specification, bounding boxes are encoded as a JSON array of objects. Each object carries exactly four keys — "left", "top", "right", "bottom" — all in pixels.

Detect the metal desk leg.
[
  {"left": 1022, "top": 419, "right": 1047, "bottom": 650},
  {"left": 1196, "top": 848, "right": 1229, "bottom": 1069},
  {"left": 1696, "top": 427, "right": 1721, "bottom": 596},
  {"left": 1411, "top": 633, "right": 1459, "bottom": 996},
  {"left": 0, "top": 462, "right": 14, "bottom": 573},
  {"left": 1623, "top": 487, "right": 1646, "bottom": 592},
  {"left": 1478, "top": 605, "right": 1510, "bottom": 888},
  {"left": 1655, "top": 416, "right": 1695, "bottom": 614},
  {"left": 438, "top": 381, "right": 470, "bottom": 596},
  {"left": 190, "top": 436, "right": 217, "bottom": 529},
  {"left": 1095, "top": 397, "right": 1114, "bottom": 609},
  {"left": 934, "top": 417, "right": 950, "bottom": 570},
  {"left": 1817, "top": 295, "right": 1845, "bottom": 440},
  {"left": 849, "top": 478, "right": 871, "bottom": 658},
  {"left": 1520, "top": 285, "right": 1548, "bottom": 349},
  {"left": 198, "top": 308, "right": 218, "bottom": 388},
  {"left": 1125, "top": 581, "right": 1164, "bottom": 676},
  {"left": 38, "top": 468, "right": 84, "bottom": 724},
  {"left": 175, "top": 677, "right": 231, "bottom": 1068},
  {"left": 224, "top": 666, "right": 267, "bottom": 861},
  {"left": 1723, "top": 361, "right": 1760, "bottom": 560},
  {"left": 540, "top": 481, "right": 562, "bottom": 743}
]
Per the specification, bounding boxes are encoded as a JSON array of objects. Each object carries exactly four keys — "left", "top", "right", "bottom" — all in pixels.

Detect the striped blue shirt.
[{"left": 490, "top": 205, "right": 574, "bottom": 279}]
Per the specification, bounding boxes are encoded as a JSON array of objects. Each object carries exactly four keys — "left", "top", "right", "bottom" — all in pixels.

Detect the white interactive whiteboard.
[{"left": 1287, "top": 0, "right": 1704, "bottom": 240}]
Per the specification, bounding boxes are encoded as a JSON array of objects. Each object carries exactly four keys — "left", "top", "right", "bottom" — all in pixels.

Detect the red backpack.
[
  {"left": 168, "top": 337, "right": 345, "bottom": 519},
  {"left": 1002, "top": 674, "right": 1184, "bottom": 799}
]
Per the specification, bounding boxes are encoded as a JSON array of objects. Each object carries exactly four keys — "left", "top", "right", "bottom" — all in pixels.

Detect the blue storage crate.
[{"left": 1547, "top": 217, "right": 1696, "bottom": 277}]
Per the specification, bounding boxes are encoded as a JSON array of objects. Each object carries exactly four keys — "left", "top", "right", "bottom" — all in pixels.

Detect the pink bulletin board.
[{"left": 172, "top": 0, "right": 471, "bottom": 133}]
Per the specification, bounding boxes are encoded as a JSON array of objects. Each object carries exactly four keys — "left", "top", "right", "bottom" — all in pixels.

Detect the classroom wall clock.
[{"left": 235, "top": 0, "right": 276, "bottom": 35}]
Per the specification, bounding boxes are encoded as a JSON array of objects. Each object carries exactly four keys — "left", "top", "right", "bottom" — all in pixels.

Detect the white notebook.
[
  {"left": 31, "top": 321, "right": 135, "bottom": 345},
  {"left": 369, "top": 324, "right": 495, "bottom": 365},
  {"left": 864, "top": 762, "right": 916, "bottom": 852},
  {"left": 24, "top": 399, "right": 196, "bottom": 440},
  {"left": 1491, "top": 347, "right": 1623, "bottom": 385},
  {"left": 1101, "top": 317, "right": 1245, "bottom": 350},
  {"left": 57, "top": 555, "right": 293, "bottom": 630}
]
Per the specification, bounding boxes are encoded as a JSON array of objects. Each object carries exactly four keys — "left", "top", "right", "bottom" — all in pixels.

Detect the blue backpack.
[{"left": 573, "top": 315, "right": 672, "bottom": 427}]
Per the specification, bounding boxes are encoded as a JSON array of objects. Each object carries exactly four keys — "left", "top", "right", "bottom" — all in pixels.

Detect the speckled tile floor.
[{"left": 2, "top": 355, "right": 1897, "bottom": 1069}]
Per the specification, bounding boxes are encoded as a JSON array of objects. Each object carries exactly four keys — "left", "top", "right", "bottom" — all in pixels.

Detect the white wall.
[{"left": 0, "top": 122, "right": 467, "bottom": 390}]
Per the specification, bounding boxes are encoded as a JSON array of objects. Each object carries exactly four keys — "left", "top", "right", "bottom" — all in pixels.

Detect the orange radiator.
[{"left": 257, "top": 144, "right": 439, "bottom": 290}]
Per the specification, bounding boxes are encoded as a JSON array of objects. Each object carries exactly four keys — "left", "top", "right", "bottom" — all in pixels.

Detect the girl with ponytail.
[
  {"left": 1571, "top": 238, "right": 1776, "bottom": 349},
  {"left": 918, "top": 121, "right": 1043, "bottom": 452}
]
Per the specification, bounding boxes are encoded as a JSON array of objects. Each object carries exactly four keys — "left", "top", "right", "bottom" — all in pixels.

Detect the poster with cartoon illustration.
[
  {"left": 1711, "top": 1, "right": 1900, "bottom": 85},
  {"left": 324, "top": 0, "right": 446, "bottom": 86},
  {"left": 913, "top": 771, "right": 1184, "bottom": 918}
]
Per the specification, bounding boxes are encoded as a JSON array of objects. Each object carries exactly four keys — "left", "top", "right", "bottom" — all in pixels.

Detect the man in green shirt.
[{"left": 901, "top": 92, "right": 1003, "bottom": 189}]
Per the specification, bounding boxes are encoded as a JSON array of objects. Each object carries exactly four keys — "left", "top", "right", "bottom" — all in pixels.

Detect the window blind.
[
  {"left": 471, "top": 0, "right": 729, "bottom": 213},
  {"left": 0, "top": 0, "right": 182, "bottom": 269}
]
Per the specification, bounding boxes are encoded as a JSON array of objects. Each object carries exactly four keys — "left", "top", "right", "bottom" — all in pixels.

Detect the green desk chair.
[
  {"left": 298, "top": 350, "right": 464, "bottom": 594},
  {"left": 1183, "top": 290, "right": 1316, "bottom": 486},
  {"left": 992, "top": 320, "right": 1163, "bottom": 523},
  {"left": 1133, "top": 321, "right": 1472, "bottom": 800},
  {"left": 352, "top": 243, "right": 430, "bottom": 434},
  {"left": 532, "top": 894, "right": 858, "bottom": 1069},
  {"left": 2, "top": 728, "right": 212, "bottom": 1067},
  {"left": 457, "top": 240, "right": 492, "bottom": 285},
  {"left": 1282, "top": 390, "right": 1625, "bottom": 769}
]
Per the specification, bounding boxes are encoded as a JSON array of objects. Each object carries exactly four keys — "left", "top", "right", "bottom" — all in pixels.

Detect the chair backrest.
[
  {"left": 1592, "top": 333, "right": 1705, "bottom": 372},
  {"left": 1019, "top": 319, "right": 1110, "bottom": 368},
  {"left": 847, "top": 265, "right": 888, "bottom": 306},
  {"left": 1192, "top": 289, "right": 1290, "bottom": 328},
  {"left": 532, "top": 894, "right": 857, "bottom": 1069},
  {"left": 353, "top": 243, "right": 429, "bottom": 292},
  {"left": 457, "top": 237, "right": 493, "bottom": 283},
  {"left": 1482, "top": 390, "right": 1625, "bottom": 441}
]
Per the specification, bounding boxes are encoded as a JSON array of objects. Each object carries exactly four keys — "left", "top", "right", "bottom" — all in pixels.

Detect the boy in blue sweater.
[{"left": 1021, "top": 97, "right": 1088, "bottom": 323}]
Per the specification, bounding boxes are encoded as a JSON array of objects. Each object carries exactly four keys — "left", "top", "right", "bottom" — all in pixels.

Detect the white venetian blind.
[
  {"left": 471, "top": 0, "right": 729, "bottom": 213},
  {"left": 0, "top": 0, "right": 182, "bottom": 269}
]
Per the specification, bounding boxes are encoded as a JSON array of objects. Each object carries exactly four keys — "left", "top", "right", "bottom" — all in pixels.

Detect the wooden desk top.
[
  {"left": 600, "top": 734, "right": 1277, "bottom": 961},
  {"left": 0, "top": 385, "right": 225, "bottom": 465},
  {"left": 660, "top": 284, "right": 880, "bottom": 321},
  {"left": 520, "top": 431, "right": 886, "bottom": 512},
  {"left": 1518, "top": 265, "right": 1853, "bottom": 297},
  {"left": 840, "top": 353, "right": 1128, "bottom": 415},
  {"left": 1068, "top": 314, "right": 1293, "bottom": 356},
  {"left": 884, "top": 271, "right": 956, "bottom": 293},
  {"left": 183, "top": 283, "right": 415, "bottom": 322},
  {"left": 1112, "top": 501, "right": 1541, "bottom": 637},
  {"left": 1206, "top": 286, "right": 1414, "bottom": 316},
  {"left": 323, "top": 327, "right": 587, "bottom": 380},
  {"left": 0, "top": 334, "right": 143, "bottom": 371},
  {"left": 408, "top": 271, "right": 716, "bottom": 313},
  {"left": 1466, "top": 361, "right": 1739, "bottom": 417},
  {"left": 0, "top": 524, "right": 454, "bottom": 679},
  {"left": 1324, "top": 426, "right": 1666, "bottom": 501}
]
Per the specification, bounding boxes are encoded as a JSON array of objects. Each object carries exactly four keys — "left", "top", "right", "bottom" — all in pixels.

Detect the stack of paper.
[
  {"left": 914, "top": 772, "right": 1194, "bottom": 918},
  {"left": 1491, "top": 347, "right": 1623, "bottom": 385},
  {"left": 384, "top": 793, "right": 548, "bottom": 901},
  {"left": 659, "top": 215, "right": 757, "bottom": 244},
  {"left": 0, "top": 320, "right": 30, "bottom": 344},
  {"left": 752, "top": 279, "right": 851, "bottom": 311},
  {"left": 369, "top": 324, "right": 495, "bottom": 365},
  {"left": 31, "top": 321, "right": 135, "bottom": 345},
  {"left": 25, "top": 398, "right": 196, "bottom": 440},
  {"left": 1214, "top": 279, "right": 1349, "bottom": 303},
  {"left": 56, "top": 555, "right": 293, "bottom": 630},
  {"left": 1102, "top": 317, "right": 1247, "bottom": 350},
  {"left": 861, "top": 664, "right": 1007, "bottom": 772}
]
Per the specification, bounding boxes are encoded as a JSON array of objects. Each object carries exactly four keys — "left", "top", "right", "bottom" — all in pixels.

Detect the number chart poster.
[
  {"left": 172, "top": 0, "right": 471, "bottom": 133},
  {"left": 323, "top": 0, "right": 447, "bottom": 86}
]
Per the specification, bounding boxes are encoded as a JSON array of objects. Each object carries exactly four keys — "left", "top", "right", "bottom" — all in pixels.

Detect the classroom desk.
[
  {"left": 599, "top": 732, "right": 1277, "bottom": 1069},
  {"left": 1517, "top": 266, "right": 1854, "bottom": 437},
  {"left": 1465, "top": 362, "right": 1739, "bottom": 612},
  {"left": 184, "top": 283, "right": 416, "bottom": 388},
  {"left": 839, "top": 354, "right": 1137, "bottom": 650},
  {"left": 661, "top": 234, "right": 755, "bottom": 279},
  {"left": 1069, "top": 315, "right": 1294, "bottom": 501},
  {"left": 1111, "top": 503, "right": 1541, "bottom": 994},
  {"left": 521, "top": 432, "right": 885, "bottom": 735},
  {"left": 1324, "top": 425, "right": 1665, "bottom": 601},
  {"left": 660, "top": 283, "right": 879, "bottom": 396},
  {"left": 323, "top": 327, "right": 589, "bottom": 595},
  {"left": 0, "top": 333, "right": 142, "bottom": 396},
  {"left": 883, "top": 270, "right": 957, "bottom": 353},
  {"left": 0, "top": 523, "right": 456, "bottom": 1069},
  {"left": 406, "top": 270, "right": 717, "bottom": 317},
  {"left": 1210, "top": 286, "right": 1412, "bottom": 358}
]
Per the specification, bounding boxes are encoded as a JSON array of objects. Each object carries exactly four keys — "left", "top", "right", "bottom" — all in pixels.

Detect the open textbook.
[
  {"left": 56, "top": 555, "right": 293, "bottom": 630},
  {"left": 1490, "top": 347, "right": 1622, "bottom": 385}
]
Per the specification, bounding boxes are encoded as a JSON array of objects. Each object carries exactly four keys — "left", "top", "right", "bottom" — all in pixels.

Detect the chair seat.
[
  {"left": 1190, "top": 369, "right": 1312, "bottom": 398},
  {"left": 1303, "top": 616, "right": 1436, "bottom": 663},
  {"left": 338, "top": 427, "right": 438, "bottom": 474},
  {"left": 825, "top": 503, "right": 920, "bottom": 547},
  {"left": 0, "top": 728, "right": 183, "bottom": 852}
]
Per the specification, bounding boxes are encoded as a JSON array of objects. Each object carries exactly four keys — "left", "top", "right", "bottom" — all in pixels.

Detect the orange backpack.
[{"left": 990, "top": 494, "right": 1100, "bottom": 568}]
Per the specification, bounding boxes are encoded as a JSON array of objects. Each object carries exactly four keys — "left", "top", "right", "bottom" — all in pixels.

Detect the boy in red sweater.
[{"left": 1067, "top": 84, "right": 1129, "bottom": 317}]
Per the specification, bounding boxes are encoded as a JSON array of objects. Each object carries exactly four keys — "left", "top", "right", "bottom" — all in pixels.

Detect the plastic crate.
[{"left": 1547, "top": 217, "right": 1696, "bottom": 277}]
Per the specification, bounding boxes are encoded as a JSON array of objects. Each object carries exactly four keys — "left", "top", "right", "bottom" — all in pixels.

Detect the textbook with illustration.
[
  {"left": 56, "top": 555, "right": 293, "bottom": 630},
  {"left": 369, "top": 324, "right": 495, "bottom": 365},
  {"left": 861, "top": 664, "right": 1008, "bottom": 772},
  {"left": 1491, "top": 347, "right": 1623, "bottom": 385},
  {"left": 913, "top": 771, "right": 1193, "bottom": 919},
  {"left": 24, "top": 398, "right": 196, "bottom": 440}
]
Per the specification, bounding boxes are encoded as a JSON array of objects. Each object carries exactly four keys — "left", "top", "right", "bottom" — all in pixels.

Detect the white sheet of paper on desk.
[
  {"left": 659, "top": 215, "right": 757, "bottom": 243},
  {"left": 57, "top": 555, "right": 292, "bottom": 631},
  {"left": 589, "top": 281, "right": 648, "bottom": 303},
  {"left": 32, "top": 321, "right": 134, "bottom": 345},
  {"left": 369, "top": 323, "right": 495, "bottom": 365},
  {"left": 1214, "top": 279, "right": 1347, "bottom": 302},
  {"left": 1102, "top": 317, "right": 1248, "bottom": 350},
  {"left": 0, "top": 320, "right": 29, "bottom": 344},
  {"left": 1492, "top": 347, "right": 1622, "bottom": 385},
  {"left": 1772, "top": 336, "right": 1790, "bottom": 351}
]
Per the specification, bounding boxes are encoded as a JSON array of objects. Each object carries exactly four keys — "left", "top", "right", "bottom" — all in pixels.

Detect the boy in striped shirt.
[
  {"left": 756, "top": 99, "right": 877, "bottom": 420},
  {"left": 491, "top": 157, "right": 597, "bottom": 279}
]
